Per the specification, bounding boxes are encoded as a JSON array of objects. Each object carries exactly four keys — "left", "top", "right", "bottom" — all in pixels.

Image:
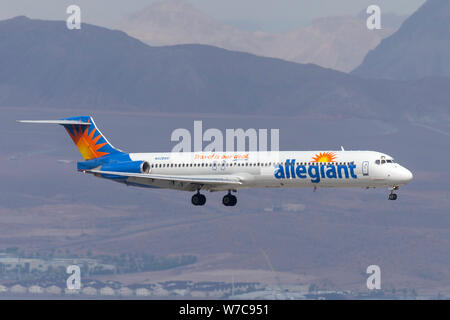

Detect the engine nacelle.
[{"left": 100, "top": 160, "right": 150, "bottom": 177}]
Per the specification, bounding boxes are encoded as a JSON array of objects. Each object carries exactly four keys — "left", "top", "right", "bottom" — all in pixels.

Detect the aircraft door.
[{"left": 362, "top": 161, "right": 369, "bottom": 176}]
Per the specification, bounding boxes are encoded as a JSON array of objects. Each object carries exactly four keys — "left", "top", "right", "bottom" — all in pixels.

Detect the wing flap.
[{"left": 87, "top": 169, "right": 242, "bottom": 185}]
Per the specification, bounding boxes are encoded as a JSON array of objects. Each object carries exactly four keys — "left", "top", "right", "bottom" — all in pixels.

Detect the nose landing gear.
[
  {"left": 222, "top": 191, "right": 237, "bottom": 206},
  {"left": 192, "top": 190, "right": 206, "bottom": 206},
  {"left": 388, "top": 186, "right": 399, "bottom": 200}
]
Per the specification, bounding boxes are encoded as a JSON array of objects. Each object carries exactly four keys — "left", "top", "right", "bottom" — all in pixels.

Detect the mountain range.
[
  {"left": 353, "top": 0, "right": 450, "bottom": 80},
  {"left": 0, "top": 16, "right": 449, "bottom": 122},
  {"left": 120, "top": 0, "right": 403, "bottom": 72}
]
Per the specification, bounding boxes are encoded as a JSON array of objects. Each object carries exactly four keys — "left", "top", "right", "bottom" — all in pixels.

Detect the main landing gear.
[
  {"left": 222, "top": 191, "right": 237, "bottom": 207},
  {"left": 191, "top": 191, "right": 206, "bottom": 206},
  {"left": 191, "top": 190, "right": 237, "bottom": 206},
  {"left": 388, "top": 186, "right": 399, "bottom": 200}
]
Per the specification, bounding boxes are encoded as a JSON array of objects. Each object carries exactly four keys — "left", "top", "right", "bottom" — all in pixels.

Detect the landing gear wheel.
[
  {"left": 222, "top": 194, "right": 237, "bottom": 206},
  {"left": 388, "top": 193, "right": 397, "bottom": 200},
  {"left": 192, "top": 193, "right": 206, "bottom": 206},
  {"left": 388, "top": 186, "right": 399, "bottom": 201}
]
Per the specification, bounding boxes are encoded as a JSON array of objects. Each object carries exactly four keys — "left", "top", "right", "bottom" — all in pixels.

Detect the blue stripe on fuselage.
[{"left": 77, "top": 153, "right": 132, "bottom": 171}]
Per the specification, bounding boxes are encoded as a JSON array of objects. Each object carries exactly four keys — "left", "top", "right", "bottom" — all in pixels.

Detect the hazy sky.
[{"left": 0, "top": 0, "right": 426, "bottom": 31}]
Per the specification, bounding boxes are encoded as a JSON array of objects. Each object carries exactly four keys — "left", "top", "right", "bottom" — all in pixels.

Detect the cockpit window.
[{"left": 376, "top": 157, "right": 395, "bottom": 165}]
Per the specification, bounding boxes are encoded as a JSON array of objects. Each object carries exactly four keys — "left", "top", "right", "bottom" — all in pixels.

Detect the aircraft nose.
[{"left": 402, "top": 167, "right": 413, "bottom": 183}]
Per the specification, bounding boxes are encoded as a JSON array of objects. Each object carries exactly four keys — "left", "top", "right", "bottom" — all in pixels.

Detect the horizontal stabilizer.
[{"left": 17, "top": 120, "right": 90, "bottom": 125}]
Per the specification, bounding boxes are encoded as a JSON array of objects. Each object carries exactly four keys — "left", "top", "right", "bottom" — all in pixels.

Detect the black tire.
[
  {"left": 389, "top": 193, "right": 397, "bottom": 200},
  {"left": 222, "top": 195, "right": 231, "bottom": 206},
  {"left": 230, "top": 195, "right": 237, "bottom": 206},
  {"left": 223, "top": 194, "right": 237, "bottom": 206},
  {"left": 199, "top": 194, "right": 206, "bottom": 206},
  {"left": 192, "top": 194, "right": 200, "bottom": 205}
]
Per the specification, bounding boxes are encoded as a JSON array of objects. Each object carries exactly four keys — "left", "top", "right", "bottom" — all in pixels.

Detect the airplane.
[{"left": 19, "top": 116, "right": 413, "bottom": 206}]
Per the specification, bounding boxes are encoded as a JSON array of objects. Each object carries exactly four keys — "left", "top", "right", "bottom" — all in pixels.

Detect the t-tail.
[{"left": 18, "top": 116, "right": 124, "bottom": 160}]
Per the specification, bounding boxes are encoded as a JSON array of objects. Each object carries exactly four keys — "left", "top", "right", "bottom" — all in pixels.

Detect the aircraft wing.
[{"left": 86, "top": 169, "right": 243, "bottom": 191}]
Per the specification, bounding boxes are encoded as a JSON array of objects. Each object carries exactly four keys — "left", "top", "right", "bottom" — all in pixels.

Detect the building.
[
  {"left": 82, "top": 286, "right": 97, "bottom": 296},
  {"left": 152, "top": 285, "right": 168, "bottom": 297},
  {"left": 117, "top": 287, "right": 133, "bottom": 297},
  {"left": 65, "top": 288, "right": 80, "bottom": 295},
  {"left": 135, "top": 288, "right": 150, "bottom": 297},
  {"left": 46, "top": 286, "right": 62, "bottom": 295},
  {"left": 10, "top": 284, "right": 27, "bottom": 294},
  {"left": 190, "top": 290, "right": 206, "bottom": 298},
  {"left": 29, "top": 285, "right": 44, "bottom": 294},
  {"left": 100, "top": 287, "right": 115, "bottom": 296}
]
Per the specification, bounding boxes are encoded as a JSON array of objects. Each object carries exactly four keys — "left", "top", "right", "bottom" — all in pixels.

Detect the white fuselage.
[{"left": 124, "top": 150, "right": 413, "bottom": 192}]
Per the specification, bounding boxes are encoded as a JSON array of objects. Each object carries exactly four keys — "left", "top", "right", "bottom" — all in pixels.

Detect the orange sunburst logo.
[
  {"left": 312, "top": 152, "right": 337, "bottom": 163},
  {"left": 65, "top": 124, "right": 109, "bottom": 160}
]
